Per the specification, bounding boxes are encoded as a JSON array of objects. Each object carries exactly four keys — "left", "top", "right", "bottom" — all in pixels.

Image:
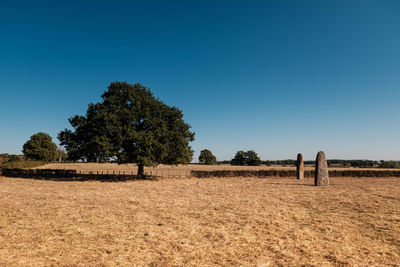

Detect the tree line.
[{"left": 7, "top": 81, "right": 400, "bottom": 173}]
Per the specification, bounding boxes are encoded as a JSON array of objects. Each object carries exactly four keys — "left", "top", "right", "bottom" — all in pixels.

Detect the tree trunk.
[{"left": 137, "top": 164, "right": 144, "bottom": 177}]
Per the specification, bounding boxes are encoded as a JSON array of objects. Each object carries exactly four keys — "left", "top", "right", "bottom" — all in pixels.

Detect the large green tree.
[
  {"left": 58, "top": 82, "right": 195, "bottom": 176},
  {"left": 22, "top": 132, "right": 58, "bottom": 161},
  {"left": 199, "top": 149, "right": 217, "bottom": 165}
]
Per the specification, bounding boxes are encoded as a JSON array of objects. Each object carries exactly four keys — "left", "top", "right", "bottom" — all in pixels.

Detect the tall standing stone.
[
  {"left": 296, "top": 153, "right": 304, "bottom": 180},
  {"left": 315, "top": 151, "right": 329, "bottom": 186}
]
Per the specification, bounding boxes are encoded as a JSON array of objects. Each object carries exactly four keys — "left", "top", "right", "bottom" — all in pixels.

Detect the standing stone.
[
  {"left": 296, "top": 153, "right": 304, "bottom": 180},
  {"left": 315, "top": 151, "right": 329, "bottom": 186}
]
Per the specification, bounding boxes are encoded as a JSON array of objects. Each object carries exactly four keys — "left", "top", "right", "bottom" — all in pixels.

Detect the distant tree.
[
  {"left": 231, "top": 151, "right": 247, "bottom": 166},
  {"left": 22, "top": 132, "right": 57, "bottom": 161},
  {"left": 59, "top": 81, "right": 195, "bottom": 176},
  {"left": 379, "top": 160, "right": 400, "bottom": 169},
  {"left": 199, "top": 149, "right": 217, "bottom": 165},
  {"left": 246, "top": 150, "right": 261, "bottom": 166},
  {"left": 231, "top": 150, "right": 261, "bottom": 166}
]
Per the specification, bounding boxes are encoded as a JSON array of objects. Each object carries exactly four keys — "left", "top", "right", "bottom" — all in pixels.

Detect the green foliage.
[
  {"left": 0, "top": 160, "right": 45, "bottom": 169},
  {"left": 1, "top": 154, "right": 16, "bottom": 164},
  {"left": 199, "top": 149, "right": 217, "bottom": 165},
  {"left": 349, "top": 160, "right": 379, "bottom": 168},
  {"left": 246, "top": 150, "right": 261, "bottom": 166},
  {"left": 219, "top": 159, "right": 381, "bottom": 168},
  {"left": 7, "top": 155, "right": 21, "bottom": 162},
  {"left": 231, "top": 150, "right": 261, "bottom": 166},
  {"left": 379, "top": 160, "right": 400, "bottom": 169},
  {"left": 22, "top": 132, "right": 58, "bottom": 162},
  {"left": 192, "top": 169, "right": 400, "bottom": 178},
  {"left": 0, "top": 154, "right": 23, "bottom": 164},
  {"left": 231, "top": 151, "right": 247, "bottom": 165},
  {"left": 58, "top": 82, "right": 195, "bottom": 175},
  {"left": 263, "top": 159, "right": 296, "bottom": 166},
  {"left": 326, "top": 159, "right": 378, "bottom": 168}
]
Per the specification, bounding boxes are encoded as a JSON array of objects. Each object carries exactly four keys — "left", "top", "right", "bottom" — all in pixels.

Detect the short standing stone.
[
  {"left": 296, "top": 153, "right": 304, "bottom": 180},
  {"left": 315, "top": 151, "right": 329, "bottom": 186}
]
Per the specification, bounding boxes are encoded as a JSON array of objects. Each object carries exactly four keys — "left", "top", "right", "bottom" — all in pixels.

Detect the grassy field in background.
[
  {"left": 0, "top": 160, "right": 45, "bottom": 170},
  {"left": 0, "top": 176, "right": 399, "bottom": 266},
  {"left": 34, "top": 162, "right": 400, "bottom": 176}
]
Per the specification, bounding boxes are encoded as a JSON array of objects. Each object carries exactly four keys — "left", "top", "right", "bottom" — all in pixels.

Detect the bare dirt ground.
[{"left": 0, "top": 176, "right": 399, "bottom": 266}]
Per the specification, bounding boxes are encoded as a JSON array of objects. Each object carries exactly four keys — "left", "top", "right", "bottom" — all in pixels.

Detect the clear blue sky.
[{"left": 0, "top": 0, "right": 399, "bottom": 161}]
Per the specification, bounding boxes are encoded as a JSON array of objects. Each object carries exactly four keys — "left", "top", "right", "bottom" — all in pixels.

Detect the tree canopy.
[
  {"left": 231, "top": 150, "right": 261, "bottom": 166},
  {"left": 22, "top": 132, "right": 58, "bottom": 161},
  {"left": 199, "top": 149, "right": 217, "bottom": 165},
  {"left": 58, "top": 82, "right": 195, "bottom": 176},
  {"left": 246, "top": 150, "right": 261, "bottom": 166},
  {"left": 231, "top": 151, "right": 247, "bottom": 166}
]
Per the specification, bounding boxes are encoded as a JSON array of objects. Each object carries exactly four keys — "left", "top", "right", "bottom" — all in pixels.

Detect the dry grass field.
[
  {"left": 35, "top": 163, "right": 398, "bottom": 178},
  {"left": 0, "top": 175, "right": 399, "bottom": 266}
]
